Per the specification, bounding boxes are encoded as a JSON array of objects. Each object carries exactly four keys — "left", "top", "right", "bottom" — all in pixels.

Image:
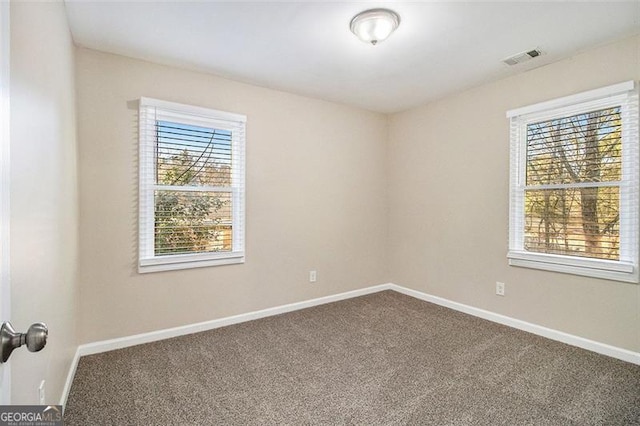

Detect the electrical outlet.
[
  {"left": 38, "top": 380, "right": 45, "bottom": 405},
  {"left": 496, "top": 281, "right": 505, "bottom": 296},
  {"left": 309, "top": 270, "right": 317, "bottom": 283}
]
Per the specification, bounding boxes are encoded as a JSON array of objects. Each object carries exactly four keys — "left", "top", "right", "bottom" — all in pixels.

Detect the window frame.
[
  {"left": 507, "top": 81, "right": 639, "bottom": 283},
  {"left": 138, "top": 97, "right": 246, "bottom": 273}
]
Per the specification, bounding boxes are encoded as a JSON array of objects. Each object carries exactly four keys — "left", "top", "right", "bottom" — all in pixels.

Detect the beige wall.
[
  {"left": 388, "top": 35, "right": 640, "bottom": 352},
  {"left": 10, "top": 2, "right": 78, "bottom": 403},
  {"left": 76, "top": 34, "right": 640, "bottom": 353},
  {"left": 75, "top": 48, "right": 389, "bottom": 343}
]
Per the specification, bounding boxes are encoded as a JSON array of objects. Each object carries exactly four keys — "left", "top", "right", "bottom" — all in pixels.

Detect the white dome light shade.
[{"left": 350, "top": 9, "right": 400, "bottom": 45}]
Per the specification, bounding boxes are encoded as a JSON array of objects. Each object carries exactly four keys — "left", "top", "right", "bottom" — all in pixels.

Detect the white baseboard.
[
  {"left": 388, "top": 283, "right": 640, "bottom": 366},
  {"left": 61, "top": 281, "right": 640, "bottom": 407},
  {"left": 77, "top": 284, "right": 393, "bottom": 357},
  {"left": 60, "top": 347, "right": 81, "bottom": 408}
]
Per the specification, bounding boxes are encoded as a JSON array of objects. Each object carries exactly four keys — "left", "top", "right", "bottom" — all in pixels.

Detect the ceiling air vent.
[{"left": 503, "top": 49, "right": 542, "bottom": 66}]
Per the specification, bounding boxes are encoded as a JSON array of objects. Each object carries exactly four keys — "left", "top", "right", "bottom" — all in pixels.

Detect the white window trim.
[
  {"left": 507, "top": 81, "right": 639, "bottom": 283},
  {"left": 138, "top": 97, "right": 246, "bottom": 273}
]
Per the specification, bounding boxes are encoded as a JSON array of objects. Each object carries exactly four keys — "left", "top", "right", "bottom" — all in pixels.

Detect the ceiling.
[{"left": 64, "top": 1, "right": 640, "bottom": 113}]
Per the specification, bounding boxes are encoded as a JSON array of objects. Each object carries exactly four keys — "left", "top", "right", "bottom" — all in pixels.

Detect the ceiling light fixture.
[{"left": 350, "top": 8, "right": 400, "bottom": 46}]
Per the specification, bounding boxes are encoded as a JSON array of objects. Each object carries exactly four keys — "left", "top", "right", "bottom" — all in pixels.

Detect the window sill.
[
  {"left": 507, "top": 251, "right": 638, "bottom": 284},
  {"left": 139, "top": 252, "right": 244, "bottom": 273}
]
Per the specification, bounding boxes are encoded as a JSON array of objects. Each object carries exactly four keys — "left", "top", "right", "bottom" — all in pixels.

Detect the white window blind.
[
  {"left": 507, "top": 81, "right": 639, "bottom": 283},
  {"left": 139, "top": 97, "right": 246, "bottom": 273}
]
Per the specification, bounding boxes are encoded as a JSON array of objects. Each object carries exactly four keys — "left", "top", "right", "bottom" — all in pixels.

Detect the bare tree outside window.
[{"left": 524, "top": 107, "right": 621, "bottom": 260}]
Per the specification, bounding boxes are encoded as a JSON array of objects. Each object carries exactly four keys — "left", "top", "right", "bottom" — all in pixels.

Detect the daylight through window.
[
  {"left": 139, "top": 98, "right": 246, "bottom": 273},
  {"left": 508, "top": 81, "right": 639, "bottom": 282}
]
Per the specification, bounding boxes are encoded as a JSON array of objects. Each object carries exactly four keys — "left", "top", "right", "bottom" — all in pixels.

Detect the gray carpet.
[{"left": 64, "top": 290, "right": 640, "bottom": 425}]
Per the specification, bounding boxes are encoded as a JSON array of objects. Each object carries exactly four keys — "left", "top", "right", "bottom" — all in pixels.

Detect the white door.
[{"left": 0, "top": 0, "right": 10, "bottom": 405}]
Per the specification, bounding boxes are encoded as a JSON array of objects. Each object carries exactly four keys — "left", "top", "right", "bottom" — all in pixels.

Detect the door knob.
[{"left": 0, "top": 321, "right": 48, "bottom": 363}]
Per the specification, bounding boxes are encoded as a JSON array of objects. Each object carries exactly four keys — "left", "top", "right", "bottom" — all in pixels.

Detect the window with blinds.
[
  {"left": 139, "top": 98, "right": 246, "bottom": 273},
  {"left": 507, "top": 81, "right": 639, "bottom": 283}
]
